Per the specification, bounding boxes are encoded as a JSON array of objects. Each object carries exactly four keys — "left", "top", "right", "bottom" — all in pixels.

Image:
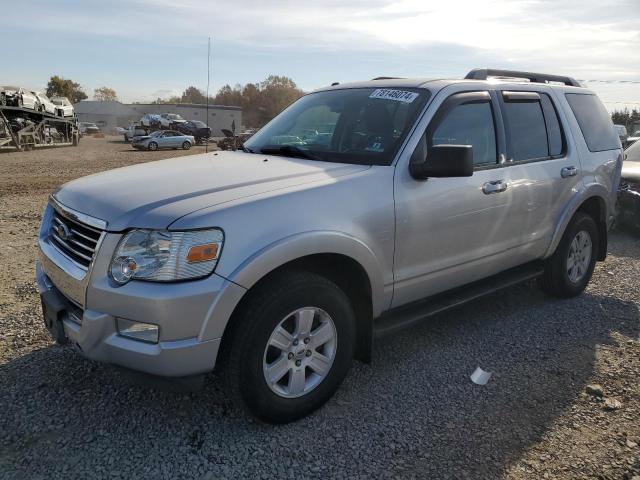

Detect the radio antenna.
[{"left": 205, "top": 36, "right": 211, "bottom": 153}]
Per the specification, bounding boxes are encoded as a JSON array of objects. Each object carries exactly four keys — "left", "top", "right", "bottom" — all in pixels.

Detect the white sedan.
[
  {"left": 51, "top": 96, "right": 74, "bottom": 117},
  {"left": 1, "top": 86, "right": 38, "bottom": 109}
]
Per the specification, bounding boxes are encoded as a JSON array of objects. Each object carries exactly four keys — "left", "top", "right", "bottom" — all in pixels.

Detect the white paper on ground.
[{"left": 470, "top": 367, "right": 493, "bottom": 385}]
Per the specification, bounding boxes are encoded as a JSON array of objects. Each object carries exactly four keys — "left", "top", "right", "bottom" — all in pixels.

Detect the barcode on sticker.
[{"left": 369, "top": 89, "right": 419, "bottom": 103}]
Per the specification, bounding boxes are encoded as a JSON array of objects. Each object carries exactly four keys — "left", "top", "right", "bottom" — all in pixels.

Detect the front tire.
[
  {"left": 539, "top": 212, "right": 598, "bottom": 297},
  {"left": 220, "top": 271, "right": 355, "bottom": 423},
  {"left": 182, "top": 141, "right": 191, "bottom": 150},
  {"left": 148, "top": 141, "right": 158, "bottom": 151}
]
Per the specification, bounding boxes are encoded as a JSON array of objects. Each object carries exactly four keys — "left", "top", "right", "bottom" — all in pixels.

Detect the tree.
[
  {"left": 213, "top": 75, "right": 303, "bottom": 128},
  {"left": 181, "top": 86, "right": 207, "bottom": 104},
  {"left": 46, "top": 75, "right": 88, "bottom": 103},
  {"left": 612, "top": 108, "right": 640, "bottom": 130},
  {"left": 94, "top": 86, "right": 118, "bottom": 102}
]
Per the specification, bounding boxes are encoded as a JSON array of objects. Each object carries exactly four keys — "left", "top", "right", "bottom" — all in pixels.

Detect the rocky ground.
[{"left": 0, "top": 137, "right": 638, "bottom": 479}]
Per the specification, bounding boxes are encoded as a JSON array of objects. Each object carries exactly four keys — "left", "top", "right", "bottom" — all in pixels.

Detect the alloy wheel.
[
  {"left": 566, "top": 230, "right": 592, "bottom": 283},
  {"left": 262, "top": 307, "right": 337, "bottom": 399}
]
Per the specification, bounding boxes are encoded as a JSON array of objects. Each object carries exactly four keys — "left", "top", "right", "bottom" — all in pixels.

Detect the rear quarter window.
[{"left": 565, "top": 93, "right": 620, "bottom": 152}]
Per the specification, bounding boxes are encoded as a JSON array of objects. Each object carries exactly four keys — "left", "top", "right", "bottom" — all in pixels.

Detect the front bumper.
[{"left": 36, "top": 230, "right": 246, "bottom": 377}]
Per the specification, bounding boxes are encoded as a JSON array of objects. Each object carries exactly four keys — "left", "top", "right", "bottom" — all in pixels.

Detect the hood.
[{"left": 53, "top": 151, "right": 369, "bottom": 231}]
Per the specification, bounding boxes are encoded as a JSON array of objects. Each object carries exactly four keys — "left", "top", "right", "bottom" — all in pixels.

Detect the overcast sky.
[{"left": 2, "top": 0, "right": 639, "bottom": 110}]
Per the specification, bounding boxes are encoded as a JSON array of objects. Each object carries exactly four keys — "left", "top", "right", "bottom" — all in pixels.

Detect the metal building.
[{"left": 74, "top": 101, "right": 242, "bottom": 136}]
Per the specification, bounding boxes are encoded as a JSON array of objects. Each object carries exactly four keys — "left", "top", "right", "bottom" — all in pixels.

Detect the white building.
[{"left": 74, "top": 101, "right": 242, "bottom": 136}]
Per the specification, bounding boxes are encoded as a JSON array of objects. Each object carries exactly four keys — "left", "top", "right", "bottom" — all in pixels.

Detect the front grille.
[{"left": 49, "top": 210, "right": 102, "bottom": 269}]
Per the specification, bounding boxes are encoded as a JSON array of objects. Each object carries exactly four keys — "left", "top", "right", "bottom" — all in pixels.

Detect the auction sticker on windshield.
[{"left": 370, "top": 89, "right": 419, "bottom": 103}]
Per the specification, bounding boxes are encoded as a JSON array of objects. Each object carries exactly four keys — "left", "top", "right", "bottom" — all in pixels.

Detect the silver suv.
[{"left": 37, "top": 69, "right": 623, "bottom": 423}]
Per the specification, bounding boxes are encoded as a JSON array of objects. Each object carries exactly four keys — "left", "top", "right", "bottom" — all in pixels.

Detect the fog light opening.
[{"left": 116, "top": 318, "right": 159, "bottom": 344}]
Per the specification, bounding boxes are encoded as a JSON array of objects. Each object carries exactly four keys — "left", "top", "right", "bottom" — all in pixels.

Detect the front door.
[{"left": 392, "top": 88, "right": 521, "bottom": 307}]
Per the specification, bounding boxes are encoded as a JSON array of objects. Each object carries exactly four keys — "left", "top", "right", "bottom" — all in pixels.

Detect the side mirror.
[{"left": 409, "top": 144, "right": 474, "bottom": 180}]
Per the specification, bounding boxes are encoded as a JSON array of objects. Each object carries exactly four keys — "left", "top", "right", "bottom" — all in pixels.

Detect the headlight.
[{"left": 110, "top": 229, "right": 223, "bottom": 285}]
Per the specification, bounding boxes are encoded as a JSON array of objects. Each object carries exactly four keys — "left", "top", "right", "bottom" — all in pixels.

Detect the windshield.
[
  {"left": 168, "top": 114, "right": 182, "bottom": 120},
  {"left": 244, "top": 87, "right": 430, "bottom": 165},
  {"left": 192, "top": 121, "right": 207, "bottom": 127},
  {"left": 149, "top": 131, "right": 163, "bottom": 137}
]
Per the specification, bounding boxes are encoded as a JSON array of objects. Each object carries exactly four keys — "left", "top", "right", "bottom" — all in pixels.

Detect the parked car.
[
  {"left": 131, "top": 130, "right": 194, "bottom": 150},
  {"left": 42, "top": 126, "right": 63, "bottom": 144},
  {"left": 36, "top": 68, "right": 622, "bottom": 423},
  {"left": 51, "top": 97, "right": 74, "bottom": 117},
  {"left": 173, "top": 120, "right": 211, "bottom": 143},
  {"left": 1, "top": 86, "right": 38, "bottom": 109},
  {"left": 79, "top": 122, "right": 100, "bottom": 135},
  {"left": 216, "top": 128, "right": 256, "bottom": 150},
  {"left": 617, "top": 140, "right": 640, "bottom": 230},
  {"left": 123, "top": 123, "right": 148, "bottom": 142},
  {"left": 8, "top": 117, "right": 34, "bottom": 132},
  {"left": 140, "top": 114, "right": 162, "bottom": 130},
  {"left": 626, "top": 130, "right": 640, "bottom": 146},
  {"left": 159, "top": 113, "right": 187, "bottom": 128},
  {"left": 614, "top": 124, "right": 628, "bottom": 146},
  {"left": 32, "top": 91, "right": 57, "bottom": 115}
]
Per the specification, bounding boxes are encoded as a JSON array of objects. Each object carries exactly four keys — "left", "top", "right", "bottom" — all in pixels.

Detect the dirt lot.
[{"left": 0, "top": 136, "right": 639, "bottom": 479}]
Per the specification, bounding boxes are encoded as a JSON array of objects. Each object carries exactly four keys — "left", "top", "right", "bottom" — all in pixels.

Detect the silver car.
[
  {"left": 36, "top": 68, "right": 622, "bottom": 423},
  {"left": 131, "top": 130, "right": 195, "bottom": 150}
]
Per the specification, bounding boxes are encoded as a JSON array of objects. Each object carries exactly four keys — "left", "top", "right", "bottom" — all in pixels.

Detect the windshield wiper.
[
  {"left": 259, "top": 145, "right": 320, "bottom": 160},
  {"left": 238, "top": 145, "right": 254, "bottom": 153}
]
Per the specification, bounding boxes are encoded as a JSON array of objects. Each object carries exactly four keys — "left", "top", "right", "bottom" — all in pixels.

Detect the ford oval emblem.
[{"left": 56, "top": 223, "right": 72, "bottom": 241}]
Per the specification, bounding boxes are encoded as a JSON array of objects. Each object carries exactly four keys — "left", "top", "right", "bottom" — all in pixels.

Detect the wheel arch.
[
  {"left": 545, "top": 188, "right": 609, "bottom": 261},
  {"left": 210, "top": 232, "right": 387, "bottom": 363}
]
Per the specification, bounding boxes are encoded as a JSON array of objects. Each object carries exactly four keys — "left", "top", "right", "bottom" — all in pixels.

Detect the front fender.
[{"left": 230, "top": 230, "right": 387, "bottom": 312}]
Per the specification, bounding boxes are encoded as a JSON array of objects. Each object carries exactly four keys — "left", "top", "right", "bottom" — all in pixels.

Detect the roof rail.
[
  {"left": 371, "top": 76, "right": 404, "bottom": 81},
  {"left": 464, "top": 68, "right": 581, "bottom": 87}
]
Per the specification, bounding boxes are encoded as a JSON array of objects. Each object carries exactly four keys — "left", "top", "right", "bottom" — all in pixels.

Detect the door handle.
[
  {"left": 482, "top": 180, "right": 508, "bottom": 195},
  {"left": 561, "top": 166, "right": 578, "bottom": 178}
]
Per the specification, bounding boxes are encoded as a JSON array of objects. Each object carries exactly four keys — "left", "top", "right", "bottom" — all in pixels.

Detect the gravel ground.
[{"left": 1, "top": 137, "right": 639, "bottom": 479}]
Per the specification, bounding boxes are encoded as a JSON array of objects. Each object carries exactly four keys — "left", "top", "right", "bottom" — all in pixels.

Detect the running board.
[{"left": 373, "top": 262, "right": 544, "bottom": 339}]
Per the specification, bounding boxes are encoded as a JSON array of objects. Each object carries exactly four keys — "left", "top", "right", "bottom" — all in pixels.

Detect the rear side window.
[
  {"left": 565, "top": 93, "right": 620, "bottom": 152},
  {"left": 539, "top": 94, "right": 564, "bottom": 156},
  {"left": 502, "top": 97, "right": 548, "bottom": 161}
]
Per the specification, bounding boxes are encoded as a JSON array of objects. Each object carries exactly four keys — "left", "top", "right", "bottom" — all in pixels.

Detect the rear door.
[
  {"left": 169, "top": 131, "right": 182, "bottom": 147},
  {"left": 495, "top": 88, "right": 581, "bottom": 261}
]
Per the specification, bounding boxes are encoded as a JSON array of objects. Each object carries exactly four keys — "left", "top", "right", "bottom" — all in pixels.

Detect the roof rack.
[
  {"left": 371, "top": 76, "right": 404, "bottom": 81},
  {"left": 464, "top": 68, "right": 581, "bottom": 87}
]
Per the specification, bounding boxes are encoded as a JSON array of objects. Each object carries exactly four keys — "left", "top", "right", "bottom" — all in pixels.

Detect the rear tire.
[
  {"left": 182, "top": 141, "right": 191, "bottom": 150},
  {"left": 219, "top": 271, "right": 355, "bottom": 423},
  {"left": 538, "top": 212, "right": 598, "bottom": 298}
]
